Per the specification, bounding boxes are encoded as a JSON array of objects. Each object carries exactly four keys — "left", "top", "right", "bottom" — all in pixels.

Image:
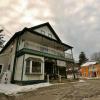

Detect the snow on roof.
[{"left": 81, "top": 61, "right": 97, "bottom": 67}]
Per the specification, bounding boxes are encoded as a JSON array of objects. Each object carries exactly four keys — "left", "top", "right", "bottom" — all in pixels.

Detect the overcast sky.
[{"left": 0, "top": 0, "right": 100, "bottom": 60}]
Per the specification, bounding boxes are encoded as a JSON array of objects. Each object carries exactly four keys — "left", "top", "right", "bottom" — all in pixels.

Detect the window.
[
  {"left": 41, "top": 30, "right": 45, "bottom": 35},
  {"left": 25, "top": 57, "right": 42, "bottom": 74},
  {"left": 48, "top": 33, "right": 52, "bottom": 38},
  {"left": 32, "top": 61, "right": 41, "bottom": 73},
  {"left": 26, "top": 60, "right": 30, "bottom": 74},
  {"left": 0, "top": 65, "right": 2, "bottom": 74}
]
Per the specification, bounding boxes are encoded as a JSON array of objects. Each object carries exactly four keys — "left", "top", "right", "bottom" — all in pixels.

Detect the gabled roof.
[
  {"left": 29, "top": 22, "right": 62, "bottom": 42},
  {"left": 0, "top": 22, "right": 73, "bottom": 54}
]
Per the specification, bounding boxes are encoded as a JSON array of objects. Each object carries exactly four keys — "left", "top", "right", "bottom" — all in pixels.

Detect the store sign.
[{"left": 57, "top": 60, "right": 66, "bottom": 67}]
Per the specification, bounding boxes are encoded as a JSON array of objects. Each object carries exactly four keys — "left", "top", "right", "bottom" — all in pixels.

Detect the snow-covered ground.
[
  {"left": 0, "top": 83, "right": 52, "bottom": 95},
  {"left": 78, "top": 80, "right": 85, "bottom": 82}
]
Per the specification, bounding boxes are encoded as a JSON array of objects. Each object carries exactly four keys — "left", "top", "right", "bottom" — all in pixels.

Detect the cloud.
[{"left": 0, "top": 0, "right": 100, "bottom": 60}]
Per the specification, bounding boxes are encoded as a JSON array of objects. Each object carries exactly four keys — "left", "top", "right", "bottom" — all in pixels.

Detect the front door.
[{"left": 44, "top": 58, "right": 57, "bottom": 79}]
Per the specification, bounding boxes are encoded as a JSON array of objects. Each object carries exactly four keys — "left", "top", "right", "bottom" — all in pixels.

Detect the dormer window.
[{"left": 41, "top": 30, "right": 45, "bottom": 35}]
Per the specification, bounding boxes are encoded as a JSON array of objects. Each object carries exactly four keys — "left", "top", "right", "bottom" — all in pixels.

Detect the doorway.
[{"left": 44, "top": 58, "right": 58, "bottom": 79}]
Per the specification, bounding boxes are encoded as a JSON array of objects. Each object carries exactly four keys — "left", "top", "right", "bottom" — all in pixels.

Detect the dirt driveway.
[{"left": 1, "top": 80, "right": 100, "bottom": 100}]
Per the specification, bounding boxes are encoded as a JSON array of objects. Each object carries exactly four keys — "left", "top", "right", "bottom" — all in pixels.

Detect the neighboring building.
[
  {"left": 80, "top": 61, "right": 100, "bottom": 78},
  {"left": 66, "top": 62, "right": 79, "bottom": 79},
  {"left": 0, "top": 22, "right": 74, "bottom": 84}
]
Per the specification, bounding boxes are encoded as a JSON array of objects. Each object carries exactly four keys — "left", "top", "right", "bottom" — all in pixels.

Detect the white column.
[{"left": 30, "top": 61, "right": 32, "bottom": 73}]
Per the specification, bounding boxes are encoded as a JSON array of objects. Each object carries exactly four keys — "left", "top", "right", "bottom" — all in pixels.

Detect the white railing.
[
  {"left": 24, "top": 41, "right": 64, "bottom": 55},
  {"left": 24, "top": 41, "right": 72, "bottom": 59}
]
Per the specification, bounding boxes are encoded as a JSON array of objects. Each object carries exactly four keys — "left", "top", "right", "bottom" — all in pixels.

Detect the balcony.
[
  {"left": 25, "top": 41, "right": 64, "bottom": 54},
  {"left": 65, "top": 53, "right": 73, "bottom": 60},
  {"left": 18, "top": 41, "right": 73, "bottom": 61}
]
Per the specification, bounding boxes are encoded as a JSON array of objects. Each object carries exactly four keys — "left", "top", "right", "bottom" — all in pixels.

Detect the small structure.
[
  {"left": 80, "top": 61, "right": 100, "bottom": 78},
  {"left": 66, "top": 62, "right": 79, "bottom": 79},
  {"left": 0, "top": 22, "right": 74, "bottom": 84}
]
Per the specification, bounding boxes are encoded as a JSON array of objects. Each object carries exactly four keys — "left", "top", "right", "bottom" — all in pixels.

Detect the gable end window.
[
  {"left": 25, "top": 57, "right": 42, "bottom": 74},
  {"left": 48, "top": 33, "right": 52, "bottom": 38},
  {"left": 41, "top": 30, "right": 45, "bottom": 35}
]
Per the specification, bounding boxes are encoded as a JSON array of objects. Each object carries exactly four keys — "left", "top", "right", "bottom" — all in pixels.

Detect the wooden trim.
[
  {"left": 13, "top": 80, "right": 47, "bottom": 85},
  {"left": 16, "top": 48, "right": 69, "bottom": 61}
]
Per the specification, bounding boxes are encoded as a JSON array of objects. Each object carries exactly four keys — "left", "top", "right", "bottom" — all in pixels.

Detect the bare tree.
[
  {"left": 91, "top": 52, "right": 100, "bottom": 62},
  {"left": 0, "top": 29, "right": 5, "bottom": 49}
]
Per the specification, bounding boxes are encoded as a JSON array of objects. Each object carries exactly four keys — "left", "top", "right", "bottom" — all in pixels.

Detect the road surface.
[{"left": 1, "top": 80, "right": 100, "bottom": 100}]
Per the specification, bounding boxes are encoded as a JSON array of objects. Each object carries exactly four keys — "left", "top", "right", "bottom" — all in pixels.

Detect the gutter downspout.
[{"left": 21, "top": 54, "right": 25, "bottom": 84}]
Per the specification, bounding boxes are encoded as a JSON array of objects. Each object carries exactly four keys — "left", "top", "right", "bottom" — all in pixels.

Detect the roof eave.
[{"left": 0, "top": 28, "right": 26, "bottom": 54}]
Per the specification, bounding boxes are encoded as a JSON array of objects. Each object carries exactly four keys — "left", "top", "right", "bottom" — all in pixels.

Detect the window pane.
[
  {"left": 26, "top": 60, "right": 30, "bottom": 74},
  {"left": 32, "top": 61, "right": 41, "bottom": 73}
]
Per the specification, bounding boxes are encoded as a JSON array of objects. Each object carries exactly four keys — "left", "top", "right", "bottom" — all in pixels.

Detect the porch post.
[
  {"left": 53, "top": 65, "right": 54, "bottom": 74},
  {"left": 58, "top": 66, "right": 59, "bottom": 75}
]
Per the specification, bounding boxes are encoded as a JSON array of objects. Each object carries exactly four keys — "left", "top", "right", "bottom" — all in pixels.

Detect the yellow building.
[{"left": 80, "top": 61, "right": 100, "bottom": 78}]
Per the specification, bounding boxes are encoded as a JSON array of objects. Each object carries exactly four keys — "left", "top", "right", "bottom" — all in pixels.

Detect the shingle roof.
[{"left": 0, "top": 22, "right": 73, "bottom": 54}]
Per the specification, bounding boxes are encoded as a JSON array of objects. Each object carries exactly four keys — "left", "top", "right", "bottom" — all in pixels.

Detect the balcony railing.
[
  {"left": 65, "top": 53, "right": 73, "bottom": 60},
  {"left": 23, "top": 41, "right": 73, "bottom": 60}
]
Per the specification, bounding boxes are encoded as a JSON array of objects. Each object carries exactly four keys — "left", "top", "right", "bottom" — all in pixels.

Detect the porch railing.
[
  {"left": 24, "top": 41, "right": 73, "bottom": 60},
  {"left": 65, "top": 53, "right": 73, "bottom": 60}
]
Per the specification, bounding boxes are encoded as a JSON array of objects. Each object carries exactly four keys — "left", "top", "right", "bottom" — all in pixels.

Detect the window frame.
[
  {"left": 31, "top": 60, "right": 41, "bottom": 74},
  {"left": 25, "top": 58, "right": 43, "bottom": 75}
]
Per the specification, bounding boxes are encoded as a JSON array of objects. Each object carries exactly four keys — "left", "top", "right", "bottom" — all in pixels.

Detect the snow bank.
[
  {"left": 0, "top": 83, "right": 52, "bottom": 95},
  {"left": 78, "top": 80, "right": 85, "bottom": 82}
]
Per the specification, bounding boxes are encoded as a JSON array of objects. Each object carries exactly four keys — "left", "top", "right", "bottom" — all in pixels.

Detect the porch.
[{"left": 44, "top": 58, "right": 66, "bottom": 80}]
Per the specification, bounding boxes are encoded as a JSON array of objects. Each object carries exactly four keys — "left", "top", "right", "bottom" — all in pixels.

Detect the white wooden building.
[{"left": 0, "top": 22, "right": 74, "bottom": 84}]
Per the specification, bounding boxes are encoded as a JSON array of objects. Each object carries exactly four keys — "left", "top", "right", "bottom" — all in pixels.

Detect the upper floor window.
[
  {"left": 41, "top": 30, "right": 45, "bottom": 35},
  {"left": 48, "top": 33, "right": 52, "bottom": 38}
]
